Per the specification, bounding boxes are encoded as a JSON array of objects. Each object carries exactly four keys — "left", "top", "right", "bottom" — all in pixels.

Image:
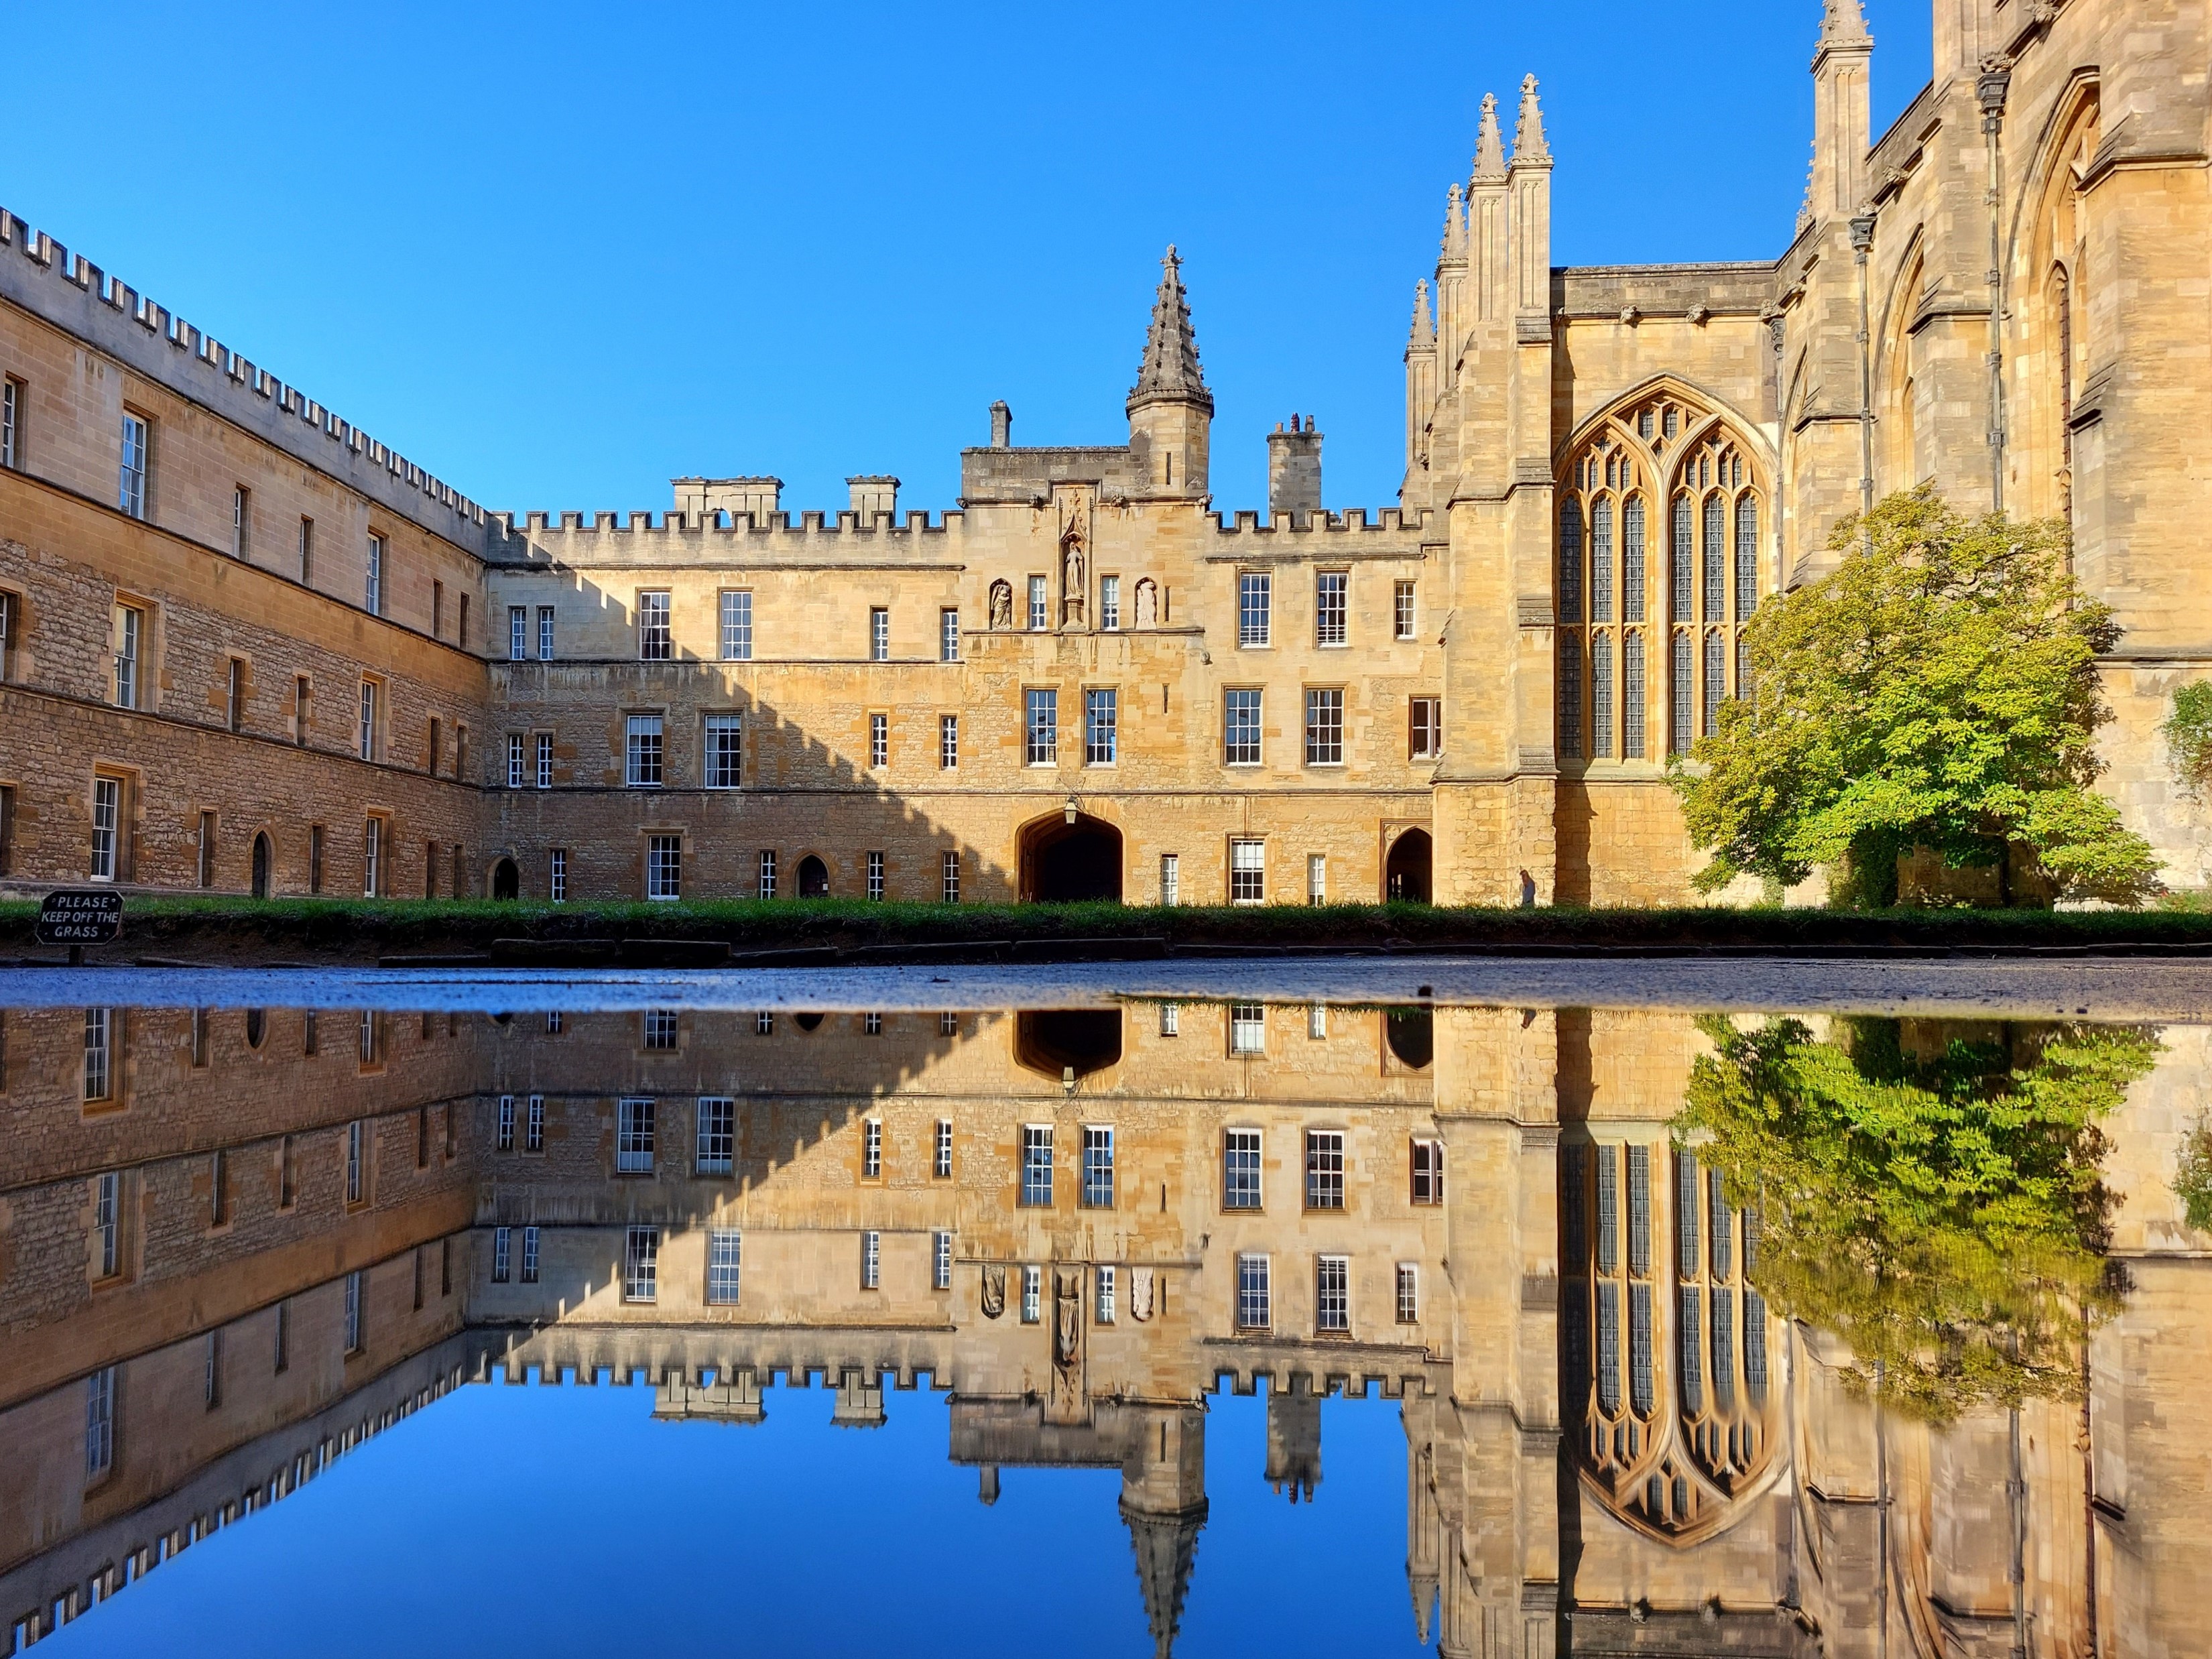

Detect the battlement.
[
  {"left": 0, "top": 206, "right": 517, "bottom": 560},
  {"left": 1207, "top": 505, "right": 1436, "bottom": 546},
  {"left": 495, "top": 504, "right": 971, "bottom": 565}
]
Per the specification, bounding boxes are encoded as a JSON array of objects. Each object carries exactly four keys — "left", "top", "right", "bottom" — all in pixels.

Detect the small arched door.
[
  {"left": 796, "top": 855, "right": 831, "bottom": 898},
  {"left": 1386, "top": 828, "right": 1432, "bottom": 904},
  {"left": 491, "top": 858, "right": 519, "bottom": 900},
  {"left": 250, "top": 833, "right": 272, "bottom": 898}
]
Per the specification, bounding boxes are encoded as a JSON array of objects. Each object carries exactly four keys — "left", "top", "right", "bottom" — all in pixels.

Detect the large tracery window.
[
  {"left": 1558, "top": 395, "right": 1762, "bottom": 766},
  {"left": 1563, "top": 1135, "right": 1777, "bottom": 1545}
]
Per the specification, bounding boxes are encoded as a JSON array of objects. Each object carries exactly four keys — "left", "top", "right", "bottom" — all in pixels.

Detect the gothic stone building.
[{"left": 0, "top": 0, "right": 2205, "bottom": 908}]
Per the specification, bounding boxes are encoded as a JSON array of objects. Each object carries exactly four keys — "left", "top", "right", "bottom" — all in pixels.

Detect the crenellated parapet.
[{"left": 0, "top": 208, "right": 515, "bottom": 561}]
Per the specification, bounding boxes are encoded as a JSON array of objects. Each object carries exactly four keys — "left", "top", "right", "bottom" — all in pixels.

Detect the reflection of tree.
[{"left": 1679, "top": 1016, "right": 2160, "bottom": 1423}]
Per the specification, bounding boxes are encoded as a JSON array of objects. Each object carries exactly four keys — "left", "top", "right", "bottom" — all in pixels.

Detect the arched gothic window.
[
  {"left": 1622, "top": 632, "right": 1646, "bottom": 759},
  {"left": 1622, "top": 499, "right": 1647, "bottom": 623},
  {"left": 1669, "top": 631, "right": 1694, "bottom": 756},
  {"left": 1670, "top": 494, "right": 1694, "bottom": 623},
  {"left": 1559, "top": 499, "right": 1584, "bottom": 624},
  {"left": 1591, "top": 633, "right": 1615, "bottom": 759},
  {"left": 1558, "top": 633, "right": 1583, "bottom": 759},
  {"left": 1556, "top": 396, "right": 1763, "bottom": 766},
  {"left": 1591, "top": 497, "right": 1615, "bottom": 622}
]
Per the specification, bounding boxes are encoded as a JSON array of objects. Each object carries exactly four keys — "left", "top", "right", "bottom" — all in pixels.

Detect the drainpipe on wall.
[{"left": 1979, "top": 60, "right": 2014, "bottom": 515}]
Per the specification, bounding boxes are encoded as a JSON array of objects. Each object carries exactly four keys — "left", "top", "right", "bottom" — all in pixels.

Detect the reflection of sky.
[{"left": 48, "top": 1380, "right": 1430, "bottom": 1658}]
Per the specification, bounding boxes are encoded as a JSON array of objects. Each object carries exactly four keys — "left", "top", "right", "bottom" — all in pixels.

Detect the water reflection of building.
[{"left": 0, "top": 1001, "right": 2204, "bottom": 1654}]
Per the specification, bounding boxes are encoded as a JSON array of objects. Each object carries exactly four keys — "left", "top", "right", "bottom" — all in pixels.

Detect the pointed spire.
[
  {"left": 1123, "top": 1498, "right": 1206, "bottom": 1659},
  {"left": 1410, "top": 1576, "right": 1438, "bottom": 1646},
  {"left": 1127, "top": 245, "right": 1214, "bottom": 415},
  {"left": 1408, "top": 279, "right": 1434, "bottom": 349},
  {"left": 1819, "top": 0, "right": 1872, "bottom": 46},
  {"left": 1510, "top": 73, "right": 1552, "bottom": 166},
  {"left": 1471, "top": 92, "right": 1507, "bottom": 184},
  {"left": 1439, "top": 182, "right": 1466, "bottom": 258}
]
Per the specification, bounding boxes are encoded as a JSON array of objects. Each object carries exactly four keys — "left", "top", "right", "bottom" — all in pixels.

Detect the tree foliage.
[
  {"left": 1671, "top": 489, "right": 2160, "bottom": 907},
  {"left": 2176, "top": 1114, "right": 2212, "bottom": 1237},
  {"left": 2163, "top": 680, "right": 2212, "bottom": 802},
  {"left": 1679, "top": 1014, "right": 2160, "bottom": 1423}
]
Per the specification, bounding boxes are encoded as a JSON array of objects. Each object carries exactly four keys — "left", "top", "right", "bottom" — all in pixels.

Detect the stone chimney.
[
  {"left": 670, "top": 475, "right": 782, "bottom": 526},
  {"left": 989, "top": 400, "right": 1013, "bottom": 448},
  {"left": 1266, "top": 414, "right": 1323, "bottom": 519},
  {"left": 847, "top": 475, "right": 900, "bottom": 520}
]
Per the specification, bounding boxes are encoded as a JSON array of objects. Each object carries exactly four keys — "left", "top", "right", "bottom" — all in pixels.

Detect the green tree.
[
  {"left": 1671, "top": 488, "right": 2160, "bottom": 907},
  {"left": 2176, "top": 1113, "right": 2212, "bottom": 1235},
  {"left": 1679, "top": 1015, "right": 2160, "bottom": 1423},
  {"left": 2163, "top": 680, "right": 2212, "bottom": 802}
]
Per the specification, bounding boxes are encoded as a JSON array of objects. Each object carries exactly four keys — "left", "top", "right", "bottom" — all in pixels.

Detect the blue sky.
[
  {"left": 6, "top": 1, "right": 1930, "bottom": 517},
  {"left": 51, "top": 1379, "right": 1428, "bottom": 1658}
]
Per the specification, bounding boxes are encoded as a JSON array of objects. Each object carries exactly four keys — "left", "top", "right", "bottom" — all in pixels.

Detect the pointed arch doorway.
[{"left": 1386, "top": 828, "right": 1432, "bottom": 904}]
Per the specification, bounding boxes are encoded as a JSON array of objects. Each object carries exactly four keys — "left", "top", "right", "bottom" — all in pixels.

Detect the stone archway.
[
  {"left": 250, "top": 833, "right": 272, "bottom": 898},
  {"left": 1014, "top": 1009, "right": 1123, "bottom": 1079},
  {"left": 796, "top": 855, "right": 831, "bottom": 898},
  {"left": 491, "top": 858, "right": 519, "bottom": 900},
  {"left": 1386, "top": 828, "right": 1432, "bottom": 904},
  {"left": 1018, "top": 812, "right": 1123, "bottom": 904}
]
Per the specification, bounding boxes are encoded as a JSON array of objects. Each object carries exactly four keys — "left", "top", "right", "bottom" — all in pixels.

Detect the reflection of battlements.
[{"left": 2, "top": 1000, "right": 2206, "bottom": 1655}]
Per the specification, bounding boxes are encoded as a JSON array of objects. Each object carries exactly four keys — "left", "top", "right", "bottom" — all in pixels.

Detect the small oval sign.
[{"left": 36, "top": 889, "right": 125, "bottom": 946}]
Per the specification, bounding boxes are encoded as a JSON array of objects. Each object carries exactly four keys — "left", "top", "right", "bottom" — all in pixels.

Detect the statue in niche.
[
  {"left": 980, "top": 1264, "right": 1006, "bottom": 1319},
  {"left": 1054, "top": 1270, "right": 1083, "bottom": 1372},
  {"left": 1129, "top": 1266, "right": 1155, "bottom": 1321},
  {"left": 1132, "top": 578, "right": 1158, "bottom": 629},
  {"left": 989, "top": 578, "right": 1013, "bottom": 631},
  {"left": 1060, "top": 535, "right": 1085, "bottom": 627}
]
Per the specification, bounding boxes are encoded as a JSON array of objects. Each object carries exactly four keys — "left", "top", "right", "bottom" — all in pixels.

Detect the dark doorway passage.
[
  {"left": 250, "top": 833, "right": 271, "bottom": 898},
  {"left": 797, "top": 855, "right": 830, "bottom": 898},
  {"left": 1385, "top": 828, "right": 1432, "bottom": 904},
  {"left": 1014, "top": 1009, "right": 1123, "bottom": 1079},
  {"left": 1019, "top": 814, "right": 1123, "bottom": 903},
  {"left": 491, "top": 858, "right": 519, "bottom": 900},
  {"left": 1385, "top": 1007, "right": 1434, "bottom": 1070}
]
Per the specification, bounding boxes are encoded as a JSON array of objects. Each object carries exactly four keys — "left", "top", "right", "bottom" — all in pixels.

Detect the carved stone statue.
[
  {"left": 1060, "top": 536, "right": 1085, "bottom": 627},
  {"left": 1054, "top": 1270, "right": 1083, "bottom": 1371},
  {"left": 988, "top": 578, "right": 1013, "bottom": 631},
  {"left": 980, "top": 1263, "right": 1006, "bottom": 1319},
  {"left": 1129, "top": 1266, "right": 1155, "bottom": 1322},
  {"left": 1132, "top": 578, "right": 1158, "bottom": 629}
]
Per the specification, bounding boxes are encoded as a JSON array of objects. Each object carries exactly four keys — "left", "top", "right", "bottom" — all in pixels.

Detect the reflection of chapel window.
[{"left": 1625, "top": 1146, "right": 1652, "bottom": 1274}]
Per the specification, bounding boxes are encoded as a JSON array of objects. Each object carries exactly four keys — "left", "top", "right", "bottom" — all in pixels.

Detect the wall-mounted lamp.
[{"left": 1064, "top": 795, "right": 1080, "bottom": 825}]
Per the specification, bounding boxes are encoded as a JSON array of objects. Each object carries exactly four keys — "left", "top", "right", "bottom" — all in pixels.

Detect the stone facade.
[{"left": 0, "top": 0, "right": 2205, "bottom": 908}]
